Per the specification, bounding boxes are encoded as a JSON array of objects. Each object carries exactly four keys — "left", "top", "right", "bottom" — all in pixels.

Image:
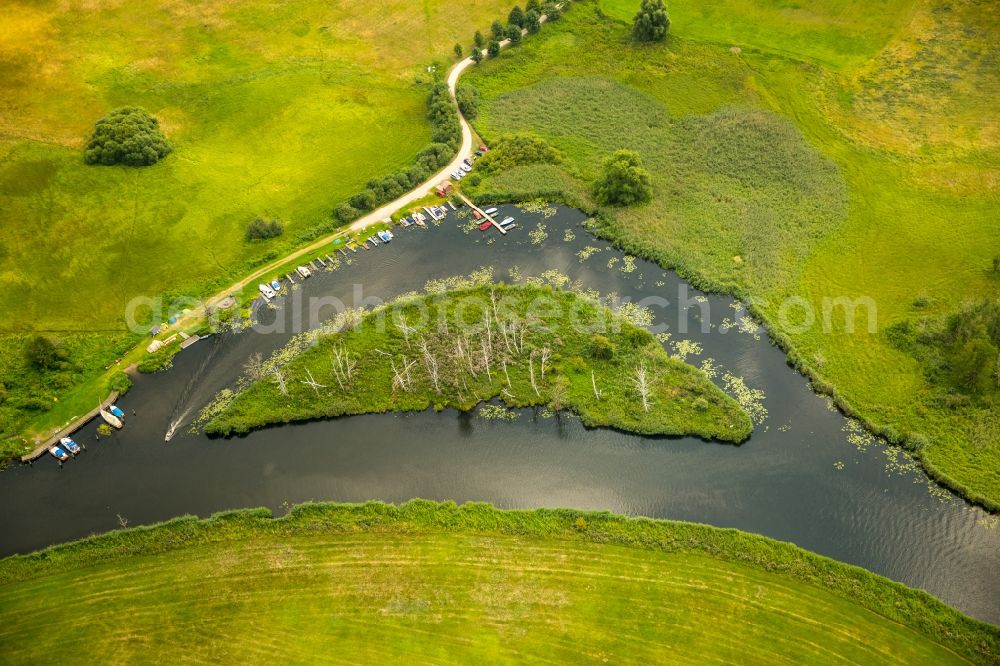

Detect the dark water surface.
[{"left": 2, "top": 206, "right": 997, "bottom": 623}]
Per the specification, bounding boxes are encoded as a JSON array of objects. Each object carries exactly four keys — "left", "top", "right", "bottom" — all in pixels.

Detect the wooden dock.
[
  {"left": 458, "top": 194, "right": 506, "bottom": 234},
  {"left": 22, "top": 391, "right": 120, "bottom": 462}
]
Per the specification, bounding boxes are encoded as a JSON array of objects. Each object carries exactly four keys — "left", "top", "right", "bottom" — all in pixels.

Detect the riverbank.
[
  {"left": 203, "top": 282, "right": 753, "bottom": 441},
  {"left": 462, "top": 0, "right": 1000, "bottom": 510},
  {"left": 2, "top": 2, "right": 569, "bottom": 463},
  {"left": 0, "top": 500, "right": 995, "bottom": 663}
]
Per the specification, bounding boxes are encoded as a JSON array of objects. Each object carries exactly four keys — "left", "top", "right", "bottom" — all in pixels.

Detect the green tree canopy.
[
  {"left": 593, "top": 150, "right": 654, "bottom": 206},
  {"left": 477, "top": 133, "right": 562, "bottom": 173},
  {"left": 633, "top": 0, "right": 671, "bottom": 42},
  {"left": 507, "top": 24, "right": 523, "bottom": 44},
  {"left": 84, "top": 107, "right": 172, "bottom": 166},
  {"left": 508, "top": 5, "right": 526, "bottom": 27},
  {"left": 473, "top": 30, "right": 485, "bottom": 48},
  {"left": 526, "top": 10, "right": 541, "bottom": 34},
  {"left": 491, "top": 20, "right": 506, "bottom": 38},
  {"left": 26, "top": 335, "right": 62, "bottom": 370},
  {"left": 487, "top": 40, "right": 501, "bottom": 57},
  {"left": 471, "top": 47, "right": 484, "bottom": 64}
]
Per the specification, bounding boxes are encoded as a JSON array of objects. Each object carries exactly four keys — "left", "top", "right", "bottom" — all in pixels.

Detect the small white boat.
[
  {"left": 49, "top": 445, "right": 69, "bottom": 461},
  {"left": 270, "top": 279, "right": 281, "bottom": 291},
  {"left": 100, "top": 409, "right": 123, "bottom": 429},
  {"left": 60, "top": 437, "right": 81, "bottom": 455},
  {"left": 259, "top": 283, "right": 276, "bottom": 299},
  {"left": 296, "top": 266, "right": 311, "bottom": 278},
  {"left": 484, "top": 207, "right": 499, "bottom": 215},
  {"left": 500, "top": 216, "right": 515, "bottom": 226}
]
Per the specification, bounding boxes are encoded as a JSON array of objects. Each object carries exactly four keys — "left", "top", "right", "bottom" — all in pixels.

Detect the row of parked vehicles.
[{"left": 451, "top": 156, "right": 475, "bottom": 181}]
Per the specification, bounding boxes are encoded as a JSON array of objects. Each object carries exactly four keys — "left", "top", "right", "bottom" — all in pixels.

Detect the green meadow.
[
  {"left": 0, "top": 0, "right": 518, "bottom": 452},
  {"left": 464, "top": 0, "right": 1000, "bottom": 508},
  {"left": 1, "top": 501, "right": 995, "bottom": 663}
]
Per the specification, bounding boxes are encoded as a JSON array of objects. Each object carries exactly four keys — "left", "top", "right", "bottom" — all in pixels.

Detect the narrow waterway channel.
[{"left": 2, "top": 205, "right": 997, "bottom": 623}]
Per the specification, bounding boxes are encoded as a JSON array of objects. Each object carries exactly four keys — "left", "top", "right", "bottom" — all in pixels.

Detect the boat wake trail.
[{"left": 164, "top": 334, "right": 224, "bottom": 441}]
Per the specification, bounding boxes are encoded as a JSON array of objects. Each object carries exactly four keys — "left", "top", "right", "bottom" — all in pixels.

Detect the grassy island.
[
  {"left": 0, "top": 501, "right": 996, "bottom": 663},
  {"left": 205, "top": 282, "right": 752, "bottom": 440}
]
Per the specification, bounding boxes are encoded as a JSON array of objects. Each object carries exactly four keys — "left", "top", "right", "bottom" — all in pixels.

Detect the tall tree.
[
  {"left": 487, "top": 40, "right": 501, "bottom": 57},
  {"left": 473, "top": 30, "right": 485, "bottom": 48},
  {"left": 507, "top": 24, "right": 523, "bottom": 44},
  {"left": 453, "top": 43, "right": 463, "bottom": 58},
  {"left": 632, "top": 0, "right": 670, "bottom": 42},
  {"left": 526, "top": 10, "right": 541, "bottom": 34},
  {"left": 491, "top": 20, "right": 506, "bottom": 38}
]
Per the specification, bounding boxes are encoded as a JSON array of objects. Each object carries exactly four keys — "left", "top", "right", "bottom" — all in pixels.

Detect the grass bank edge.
[{"left": 0, "top": 499, "right": 996, "bottom": 662}]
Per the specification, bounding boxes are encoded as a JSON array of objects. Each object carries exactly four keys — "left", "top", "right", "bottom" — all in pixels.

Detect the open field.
[
  {"left": 464, "top": 0, "right": 1000, "bottom": 508},
  {"left": 204, "top": 282, "right": 752, "bottom": 439},
  {"left": 0, "top": 0, "right": 520, "bottom": 453},
  {"left": 0, "top": 501, "right": 996, "bottom": 663}
]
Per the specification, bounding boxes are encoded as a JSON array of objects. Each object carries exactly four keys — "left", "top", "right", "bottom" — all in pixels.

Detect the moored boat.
[
  {"left": 270, "top": 279, "right": 281, "bottom": 291},
  {"left": 100, "top": 409, "right": 123, "bottom": 429},
  {"left": 479, "top": 221, "right": 492, "bottom": 231},
  {"left": 49, "top": 445, "right": 69, "bottom": 461},
  {"left": 296, "top": 266, "right": 312, "bottom": 278},
  {"left": 109, "top": 405, "right": 125, "bottom": 419},
  {"left": 60, "top": 437, "right": 81, "bottom": 455}
]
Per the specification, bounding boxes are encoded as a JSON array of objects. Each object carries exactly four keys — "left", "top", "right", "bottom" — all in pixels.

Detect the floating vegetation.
[
  {"left": 581, "top": 217, "right": 598, "bottom": 231},
  {"left": 607, "top": 257, "right": 619, "bottom": 270},
  {"left": 655, "top": 331, "right": 673, "bottom": 345},
  {"left": 425, "top": 266, "right": 495, "bottom": 294},
  {"left": 620, "top": 256, "right": 637, "bottom": 273},
  {"left": 698, "top": 357, "right": 719, "bottom": 380},
  {"left": 616, "top": 301, "right": 653, "bottom": 328},
  {"left": 722, "top": 373, "right": 768, "bottom": 425},
  {"left": 508, "top": 265, "right": 523, "bottom": 283},
  {"left": 695, "top": 296, "right": 708, "bottom": 304},
  {"left": 478, "top": 404, "right": 519, "bottom": 421},
  {"left": 528, "top": 222, "right": 548, "bottom": 245},
  {"left": 563, "top": 229, "right": 576, "bottom": 242},
  {"left": 539, "top": 408, "right": 554, "bottom": 419},
  {"left": 655, "top": 280, "right": 665, "bottom": 287},
  {"left": 576, "top": 246, "right": 602, "bottom": 262},
  {"left": 777, "top": 423, "right": 791, "bottom": 432},
  {"left": 517, "top": 201, "right": 557, "bottom": 218},
  {"left": 671, "top": 339, "right": 704, "bottom": 362},
  {"left": 834, "top": 461, "right": 845, "bottom": 470},
  {"left": 540, "top": 269, "right": 571, "bottom": 288},
  {"left": 843, "top": 418, "right": 876, "bottom": 453},
  {"left": 460, "top": 219, "right": 479, "bottom": 234}
]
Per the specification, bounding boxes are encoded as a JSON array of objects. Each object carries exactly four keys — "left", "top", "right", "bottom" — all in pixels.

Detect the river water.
[{"left": 1, "top": 205, "right": 997, "bottom": 623}]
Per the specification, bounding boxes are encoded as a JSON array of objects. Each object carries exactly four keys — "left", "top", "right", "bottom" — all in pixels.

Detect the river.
[{"left": 1, "top": 204, "right": 997, "bottom": 623}]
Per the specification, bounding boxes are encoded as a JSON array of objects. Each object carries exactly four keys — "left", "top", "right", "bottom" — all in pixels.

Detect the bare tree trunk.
[
  {"left": 591, "top": 370, "right": 603, "bottom": 400},
  {"left": 300, "top": 368, "right": 326, "bottom": 396},
  {"left": 633, "top": 363, "right": 652, "bottom": 412},
  {"left": 420, "top": 339, "right": 440, "bottom": 393},
  {"left": 272, "top": 368, "right": 288, "bottom": 395},
  {"left": 529, "top": 357, "right": 541, "bottom": 397},
  {"left": 502, "top": 359, "right": 513, "bottom": 389}
]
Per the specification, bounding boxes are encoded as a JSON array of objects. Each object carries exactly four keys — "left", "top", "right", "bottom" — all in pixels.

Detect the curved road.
[{"left": 191, "top": 18, "right": 552, "bottom": 316}]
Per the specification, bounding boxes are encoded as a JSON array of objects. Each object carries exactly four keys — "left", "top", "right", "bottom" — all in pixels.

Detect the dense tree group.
[
  {"left": 84, "top": 107, "right": 172, "bottom": 166},
  {"left": 245, "top": 217, "right": 284, "bottom": 241}
]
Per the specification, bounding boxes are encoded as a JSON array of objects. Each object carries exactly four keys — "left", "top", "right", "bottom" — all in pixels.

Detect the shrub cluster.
[
  {"left": 84, "top": 107, "right": 172, "bottom": 167},
  {"left": 593, "top": 149, "right": 653, "bottom": 206},
  {"left": 477, "top": 133, "right": 562, "bottom": 173},
  {"left": 245, "top": 217, "right": 284, "bottom": 241},
  {"left": 456, "top": 83, "right": 481, "bottom": 119}
]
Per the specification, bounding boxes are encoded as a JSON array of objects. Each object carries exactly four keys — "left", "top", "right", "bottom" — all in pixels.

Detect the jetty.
[
  {"left": 458, "top": 194, "right": 506, "bottom": 234},
  {"left": 21, "top": 391, "right": 120, "bottom": 462}
]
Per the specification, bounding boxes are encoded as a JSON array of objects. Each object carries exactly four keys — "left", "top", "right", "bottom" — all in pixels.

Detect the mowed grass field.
[
  {"left": 1, "top": 502, "right": 995, "bottom": 663},
  {"left": 465, "top": 0, "right": 1000, "bottom": 507},
  {"left": 0, "top": 0, "right": 518, "bottom": 450}
]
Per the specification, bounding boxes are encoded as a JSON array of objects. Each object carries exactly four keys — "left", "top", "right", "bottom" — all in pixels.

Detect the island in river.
[{"left": 203, "top": 281, "right": 753, "bottom": 441}]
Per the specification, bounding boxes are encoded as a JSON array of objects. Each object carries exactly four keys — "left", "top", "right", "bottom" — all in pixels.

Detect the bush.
[
  {"left": 508, "top": 5, "right": 526, "bottom": 27},
  {"left": 507, "top": 24, "right": 523, "bottom": 44},
  {"left": 491, "top": 20, "right": 506, "bottom": 38},
  {"left": 526, "top": 10, "right": 541, "bottom": 34},
  {"left": 97, "top": 424, "right": 112, "bottom": 437},
  {"left": 334, "top": 204, "right": 361, "bottom": 223},
  {"left": 593, "top": 149, "right": 653, "bottom": 206},
  {"left": 245, "top": 217, "right": 284, "bottom": 241},
  {"left": 589, "top": 334, "right": 615, "bottom": 359},
  {"left": 477, "top": 133, "right": 562, "bottom": 173},
  {"left": 84, "top": 107, "right": 171, "bottom": 167},
  {"left": 471, "top": 48, "right": 484, "bottom": 64},
  {"left": 109, "top": 371, "right": 132, "bottom": 396},
  {"left": 474, "top": 30, "right": 485, "bottom": 48},
  {"left": 542, "top": 2, "right": 561, "bottom": 20},
  {"left": 349, "top": 190, "right": 377, "bottom": 211},
  {"left": 26, "top": 336, "right": 63, "bottom": 370},
  {"left": 488, "top": 40, "right": 501, "bottom": 57},
  {"left": 526, "top": 0, "right": 540, "bottom": 11},
  {"left": 456, "top": 83, "right": 481, "bottom": 119},
  {"left": 467, "top": 173, "right": 482, "bottom": 187},
  {"left": 453, "top": 43, "right": 463, "bottom": 59},
  {"left": 632, "top": 0, "right": 670, "bottom": 42}
]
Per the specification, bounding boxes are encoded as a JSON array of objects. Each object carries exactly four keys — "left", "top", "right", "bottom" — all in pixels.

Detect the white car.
[
  {"left": 259, "top": 283, "right": 276, "bottom": 299},
  {"left": 460, "top": 164, "right": 473, "bottom": 173}
]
